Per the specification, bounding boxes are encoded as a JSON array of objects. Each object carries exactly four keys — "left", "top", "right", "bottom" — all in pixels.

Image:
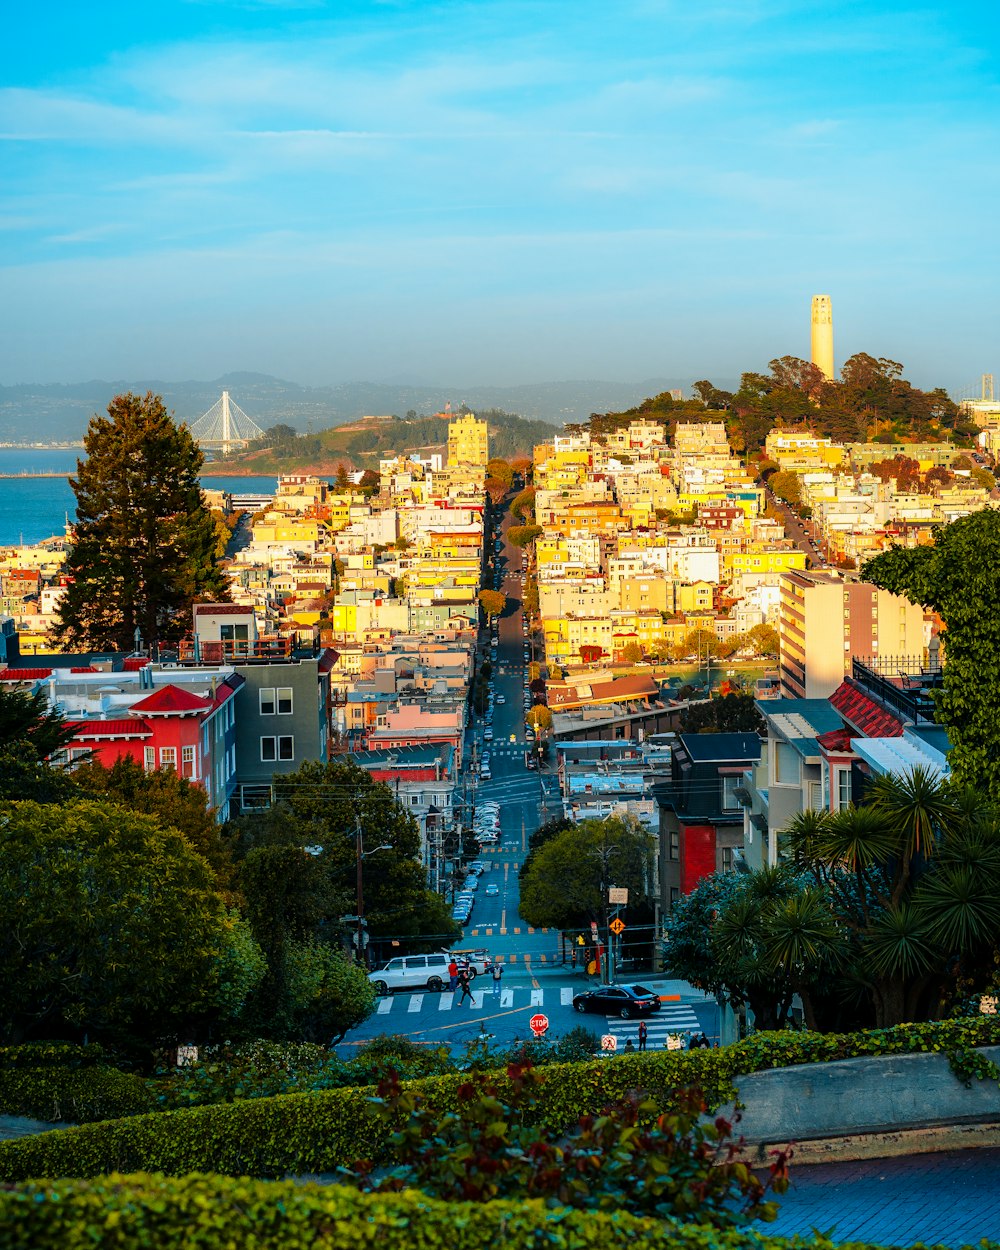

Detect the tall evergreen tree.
[{"left": 54, "top": 392, "right": 230, "bottom": 651}]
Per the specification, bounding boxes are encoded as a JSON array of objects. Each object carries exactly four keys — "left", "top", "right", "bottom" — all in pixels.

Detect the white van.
[{"left": 368, "top": 952, "right": 452, "bottom": 995}]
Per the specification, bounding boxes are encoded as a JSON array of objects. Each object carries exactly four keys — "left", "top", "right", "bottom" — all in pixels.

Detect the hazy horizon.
[{"left": 2, "top": 1, "right": 997, "bottom": 397}]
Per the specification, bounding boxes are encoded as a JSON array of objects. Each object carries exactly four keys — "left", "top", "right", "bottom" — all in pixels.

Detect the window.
[
  {"left": 220, "top": 623, "right": 249, "bottom": 641},
  {"left": 809, "top": 781, "right": 823, "bottom": 810},
  {"left": 181, "top": 745, "right": 196, "bottom": 779},
  {"left": 836, "top": 768, "right": 851, "bottom": 812},
  {"left": 260, "top": 736, "right": 294, "bottom": 762},
  {"left": 721, "top": 775, "right": 741, "bottom": 811},
  {"left": 277, "top": 687, "right": 293, "bottom": 715},
  {"left": 668, "top": 831, "right": 679, "bottom": 861},
  {"left": 144, "top": 747, "right": 155, "bottom": 772},
  {"left": 721, "top": 847, "right": 735, "bottom": 873},
  {"left": 259, "top": 688, "right": 276, "bottom": 716},
  {"left": 241, "top": 783, "right": 273, "bottom": 811},
  {"left": 159, "top": 746, "right": 176, "bottom": 770},
  {"left": 774, "top": 741, "right": 800, "bottom": 785}
]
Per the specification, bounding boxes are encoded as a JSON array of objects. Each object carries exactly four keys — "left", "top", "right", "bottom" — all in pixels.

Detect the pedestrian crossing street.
[{"left": 374, "top": 985, "right": 705, "bottom": 1042}]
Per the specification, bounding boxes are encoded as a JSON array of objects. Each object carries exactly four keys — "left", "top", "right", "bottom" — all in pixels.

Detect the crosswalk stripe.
[
  {"left": 439, "top": 993, "right": 453, "bottom": 1012},
  {"left": 530, "top": 989, "right": 543, "bottom": 1006},
  {"left": 501, "top": 989, "right": 513, "bottom": 1007},
  {"left": 472, "top": 991, "right": 485, "bottom": 1010},
  {"left": 377, "top": 996, "right": 392, "bottom": 1015},
  {"left": 560, "top": 988, "right": 574, "bottom": 1005},
  {"left": 407, "top": 994, "right": 423, "bottom": 1013}
]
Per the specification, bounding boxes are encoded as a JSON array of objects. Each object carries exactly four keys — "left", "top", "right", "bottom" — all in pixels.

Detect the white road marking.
[
  {"left": 407, "top": 994, "right": 423, "bottom": 1013},
  {"left": 471, "top": 991, "right": 485, "bottom": 1010},
  {"left": 439, "top": 993, "right": 454, "bottom": 1012},
  {"left": 377, "top": 996, "right": 393, "bottom": 1015},
  {"left": 560, "top": 988, "right": 574, "bottom": 1005},
  {"left": 530, "top": 989, "right": 544, "bottom": 1006}
]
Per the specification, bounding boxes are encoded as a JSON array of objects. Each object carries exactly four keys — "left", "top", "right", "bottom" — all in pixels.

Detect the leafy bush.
[
  {"left": 149, "top": 1040, "right": 352, "bottom": 1110},
  {"left": 0, "top": 1172, "right": 906, "bottom": 1250},
  {"left": 347, "top": 1064, "right": 789, "bottom": 1227}
]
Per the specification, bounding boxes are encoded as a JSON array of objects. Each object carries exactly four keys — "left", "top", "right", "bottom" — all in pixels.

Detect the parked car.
[
  {"left": 450, "top": 949, "right": 492, "bottom": 976},
  {"left": 369, "top": 953, "right": 453, "bottom": 995},
  {"left": 572, "top": 984, "right": 662, "bottom": 1019}
]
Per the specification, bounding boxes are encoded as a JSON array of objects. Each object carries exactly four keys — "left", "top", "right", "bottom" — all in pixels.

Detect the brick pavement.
[{"left": 759, "top": 1147, "right": 1000, "bottom": 1246}]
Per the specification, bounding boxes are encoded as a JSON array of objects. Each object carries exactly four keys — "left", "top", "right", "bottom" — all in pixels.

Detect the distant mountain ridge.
[{"left": 0, "top": 373, "right": 707, "bottom": 443}]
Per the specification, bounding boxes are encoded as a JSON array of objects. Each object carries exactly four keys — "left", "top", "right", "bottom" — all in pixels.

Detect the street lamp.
[{"left": 355, "top": 819, "right": 391, "bottom": 968}]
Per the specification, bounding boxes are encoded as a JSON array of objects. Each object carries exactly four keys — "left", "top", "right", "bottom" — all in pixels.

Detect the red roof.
[
  {"left": 130, "top": 684, "right": 209, "bottom": 715},
  {"left": 817, "top": 727, "right": 855, "bottom": 753},
  {"left": 193, "top": 604, "right": 253, "bottom": 616},
  {"left": 0, "top": 668, "right": 53, "bottom": 681},
  {"left": 70, "top": 666, "right": 98, "bottom": 673},
  {"left": 66, "top": 718, "right": 151, "bottom": 739},
  {"left": 829, "top": 679, "right": 904, "bottom": 738},
  {"left": 123, "top": 657, "right": 151, "bottom": 671}
]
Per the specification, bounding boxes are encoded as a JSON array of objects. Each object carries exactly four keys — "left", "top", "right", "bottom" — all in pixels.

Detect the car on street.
[
  {"left": 483, "top": 729, "right": 493, "bottom": 741},
  {"left": 369, "top": 952, "right": 454, "bottom": 995},
  {"left": 485, "top": 882, "right": 500, "bottom": 896},
  {"left": 572, "top": 983, "right": 662, "bottom": 1018}
]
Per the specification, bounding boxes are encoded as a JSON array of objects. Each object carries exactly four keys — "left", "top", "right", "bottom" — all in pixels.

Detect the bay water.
[{"left": 0, "top": 449, "right": 278, "bottom": 546}]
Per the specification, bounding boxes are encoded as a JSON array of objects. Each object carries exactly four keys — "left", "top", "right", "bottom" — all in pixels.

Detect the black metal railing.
[{"left": 852, "top": 657, "right": 941, "bottom": 725}]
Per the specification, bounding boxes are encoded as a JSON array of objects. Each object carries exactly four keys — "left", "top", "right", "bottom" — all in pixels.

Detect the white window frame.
[
  {"left": 144, "top": 746, "right": 156, "bottom": 772},
  {"left": 261, "top": 736, "right": 277, "bottom": 762},
  {"left": 276, "top": 686, "right": 293, "bottom": 715},
  {"left": 259, "top": 688, "right": 276, "bottom": 716},
  {"left": 181, "top": 745, "right": 196, "bottom": 779},
  {"left": 159, "top": 746, "right": 177, "bottom": 769},
  {"left": 277, "top": 735, "right": 294, "bottom": 761}
]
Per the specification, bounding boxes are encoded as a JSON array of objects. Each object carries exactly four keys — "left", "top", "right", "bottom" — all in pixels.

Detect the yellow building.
[{"left": 447, "top": 413, "right": 489, "bottom": 468}]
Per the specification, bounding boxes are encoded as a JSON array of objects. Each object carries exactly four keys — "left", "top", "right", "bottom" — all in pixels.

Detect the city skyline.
[{"left": 2, "top": 1, "right": 998, "bottom": 392}]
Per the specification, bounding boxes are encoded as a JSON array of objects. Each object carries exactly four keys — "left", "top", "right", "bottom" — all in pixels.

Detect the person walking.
[
  {"left": 448, "top": 960, "right": 459, "bottom": 993},
  {"left": 457, "top": 966, "right": 474, "bottom": 1005},
  {"left": 491, "top": 960, "right": 504, "bottom": 998},
  {"left": 637, "top": 1020, "right": 648, "bottom": 1052}
]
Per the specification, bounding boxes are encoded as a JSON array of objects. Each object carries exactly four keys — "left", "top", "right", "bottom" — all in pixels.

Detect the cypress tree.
[{"left": 54, "top": 391, "right": 230, "bottom": 652}]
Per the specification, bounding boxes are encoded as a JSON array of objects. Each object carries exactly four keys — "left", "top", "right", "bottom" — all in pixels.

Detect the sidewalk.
[{"left": 760, "top": 1147, "right": 1000, "bottom": 1247}]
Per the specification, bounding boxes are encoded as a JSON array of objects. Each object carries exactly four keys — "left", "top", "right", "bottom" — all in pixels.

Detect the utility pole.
[{"left": 355, "top": 817, "right": 366, "bottom": 968}]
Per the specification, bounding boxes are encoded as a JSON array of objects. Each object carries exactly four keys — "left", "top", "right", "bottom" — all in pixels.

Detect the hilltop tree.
[
  {"left": 486, "top": 458, "right": 515, "bottom": 488},
  {"left": 510, "top": 487, "right": 537, "bottom": 521},
  {"left": 54, "top": 392, "right": 230, "bottom": 652},
  {"left": 508, "top": 524, "right": 543, "bottom": 549}
]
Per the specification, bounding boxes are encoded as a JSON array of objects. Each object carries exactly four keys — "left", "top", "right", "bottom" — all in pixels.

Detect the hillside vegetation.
[{"left": 208, "top": 408, "right": 558, "bottom": 473}]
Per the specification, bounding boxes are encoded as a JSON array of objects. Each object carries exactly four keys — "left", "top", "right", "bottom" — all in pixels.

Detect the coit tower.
[{"left": 810, "top": 294, "right": 834, "bottom": 381}]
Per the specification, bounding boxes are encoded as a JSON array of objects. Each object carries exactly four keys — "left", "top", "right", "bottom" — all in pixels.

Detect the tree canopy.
[
  {"left": 0, "top": 799, "right": 259, "bottom": 1048},
  {"left": 519, "top": 817, "right": 656, "bottom": 930},
  {"left": 55, "top": 392, "right": 230, "bottom": 652},
  {"left": 0, "top": 685, "right": 77, "bottom": 759},
  {"left": 863, "top": 510, "right": 1000, "bottom": 795},
  {"left": 478, "top": 589, "right": 506, "bottom": 620}
]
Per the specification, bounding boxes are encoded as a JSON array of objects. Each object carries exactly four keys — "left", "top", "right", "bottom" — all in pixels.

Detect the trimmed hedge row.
[
  {"left": 0, "top": 1050, "right": 735, "bottom": 1182},
  {"left": 3, "top": 1016, "right": 999, "bottom": 1183},
  {"left": 0, "top": 1066, "right": 153, "bottom": 1125},
  {"left": 0, "top": 1172, "right": 972, "bottom": 1250}
]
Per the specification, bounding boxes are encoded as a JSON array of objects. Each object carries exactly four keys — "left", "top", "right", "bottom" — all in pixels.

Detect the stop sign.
[{"left": 529, "top": 1013, "right": 549, "bottom": 1037}]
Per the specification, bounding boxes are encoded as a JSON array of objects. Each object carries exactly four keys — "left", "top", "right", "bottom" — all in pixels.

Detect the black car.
[{"left": 573, "top": 983, "right": 661, "bottom": 1019}]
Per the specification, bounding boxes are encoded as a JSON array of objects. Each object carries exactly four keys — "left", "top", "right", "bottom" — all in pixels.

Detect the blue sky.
[{"left": 2, "top": 1, "right": 998, "bottom": 393}]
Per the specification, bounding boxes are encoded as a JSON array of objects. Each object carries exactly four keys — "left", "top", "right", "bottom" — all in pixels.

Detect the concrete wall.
[{"left": 728, "top": 1046, "right": 1000, "bottom": 1146}]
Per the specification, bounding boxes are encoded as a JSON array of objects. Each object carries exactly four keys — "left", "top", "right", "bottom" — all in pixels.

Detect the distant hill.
[
  {"left": 0, "top": 373, "right": 697, "bottom": 444},
  {"left": 207, "top": 410, "right": 561, "bottom": 473}
]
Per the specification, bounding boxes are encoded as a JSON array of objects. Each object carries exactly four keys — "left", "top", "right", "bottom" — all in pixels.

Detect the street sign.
[
  {"left": 608, "top": 887, "right": 629, "bottom": 905},
  {"left": 609, "top": 918, "right": 626, "bottom": 936},
  {"left": 529, "top": 1013, "right": 549, "bottom": 1038},
  {"left": 601, "top": 1034, "right": 617, "bottom": 1052},
  {"left": 590, "top": 920, "right": 599, "bottom": 936}
]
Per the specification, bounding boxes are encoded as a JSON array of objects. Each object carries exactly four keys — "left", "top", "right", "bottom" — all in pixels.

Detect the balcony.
[
  {"left": 852, "top": 657, "right": 942, "bottom": 726},
  {"left": 178, "top": 636, "right": 294, "bottom": 664}
]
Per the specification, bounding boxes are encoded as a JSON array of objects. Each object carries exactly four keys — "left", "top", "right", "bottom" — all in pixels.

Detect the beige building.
[
  {"left": 447, "top": 413, "right": 489, "bottom": 469},
  {"left": 778, "top": 570, "right": 924, "bottom": 698}
]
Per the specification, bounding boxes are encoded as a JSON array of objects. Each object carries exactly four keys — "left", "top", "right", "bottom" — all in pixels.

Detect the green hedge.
[
  {"left": 0, "top": 1066, "right": 153, "bottom": 1125},
  {"left": 0, "top": 1051, "right": 734, "bottom": 1182},
  {"left": 2, "top": 1016, "right": 999, "bottom": 1183},
  {"left": 0, "top": 1172, "right": 977, "bottom": 1250},
  {"left": 0, "top": 1044, "right": 153, "bottom": 1125}
]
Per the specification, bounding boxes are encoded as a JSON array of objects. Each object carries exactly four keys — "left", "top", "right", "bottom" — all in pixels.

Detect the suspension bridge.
[{"left": 189, "top": 391, "right": 266, "bottom": 455}]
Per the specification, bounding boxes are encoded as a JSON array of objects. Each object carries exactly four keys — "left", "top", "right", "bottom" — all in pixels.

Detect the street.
[{"left": 339, "top": 508, "right": 720, "bottom": 1056}]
